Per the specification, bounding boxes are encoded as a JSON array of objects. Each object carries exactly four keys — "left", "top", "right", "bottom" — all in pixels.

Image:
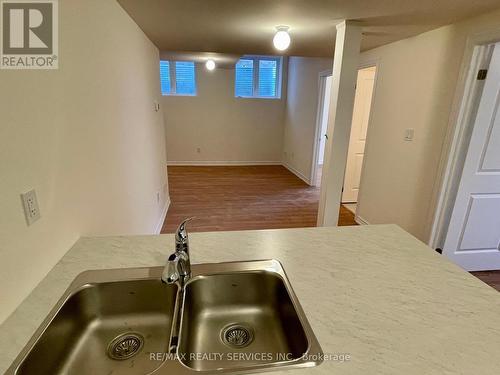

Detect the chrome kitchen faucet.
[{"left": 161, "top": 218, "right": 193, "bottom": 287}]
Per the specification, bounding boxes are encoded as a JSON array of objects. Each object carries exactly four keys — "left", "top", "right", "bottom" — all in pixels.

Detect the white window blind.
[
  {"left": 160, "top": 61, "right": 171, "bottom": 95},
  {"left": 160, "top": 60, "right": 196, "bottom": 96},
  {"left": 258, "top": 59, "right": 278, "bottom": 97},
  {"left": 235, "top": 56, "right": 282, "bottom": 98},
  {"left": 235, "top": 59, "right": 254, "bottom": 97}
]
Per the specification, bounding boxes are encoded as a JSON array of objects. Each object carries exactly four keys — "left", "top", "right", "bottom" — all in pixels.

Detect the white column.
[{"left": 317, "top": 20, "right": 362, "bottom": 226}]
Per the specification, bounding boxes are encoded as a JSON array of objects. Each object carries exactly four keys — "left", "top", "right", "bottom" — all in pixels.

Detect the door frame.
[
  {"left": 313, "top": 60, "right": 380, "bottom": 221},
  {"left": 310, "top": 69, "right": 333, "bottom": 186},
  {"left": 428, "top": 28, "right": 500, "bottom": 249},
  {"left": 311, "top": 62, "right": 379, "bottom": 192},
  {"left": 342, "top": 63, "right": 378, "bottom": 205}
]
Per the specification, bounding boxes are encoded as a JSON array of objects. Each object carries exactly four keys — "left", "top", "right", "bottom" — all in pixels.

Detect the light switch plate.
[
  {"left": 404, "top": 128, "right": 415, "bottom": 141},
  {"left": 21, "top": 189, "right": 41, "bottom": 225}
]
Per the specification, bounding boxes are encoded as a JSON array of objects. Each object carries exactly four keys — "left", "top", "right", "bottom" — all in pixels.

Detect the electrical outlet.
[
  {"left": 21, "top": 189, "right": 41, "bottom": 225},
  {"left": 154, "top": 101, "right": 160, "bottom": 112},
  {"left": 196, "top": 148, "right": 201, "bottom": 153}
]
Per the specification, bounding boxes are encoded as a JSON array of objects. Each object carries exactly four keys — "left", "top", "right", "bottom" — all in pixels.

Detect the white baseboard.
[
  {"left": 355, "top": 214, "right": 370, "bottom": 225},
  {"left": 154, "top": 197, "right": 170, "bottom": 234},
  {"left": 167, "top": 160, "right": 281, "bottom": 166},
  {"left": 166, "top": 161, "right": 312, "bottom": 186},
  {"left": 282, "top": 162, "right": 312, "bottom": 185}
]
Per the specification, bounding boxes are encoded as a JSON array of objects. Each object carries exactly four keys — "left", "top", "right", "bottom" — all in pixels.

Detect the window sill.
[
  {"left": 161, "top": 93, "right": 197, "bottom": 97},
  {"left": 234, "top": 96, "right": 282, "bottom": 100}
]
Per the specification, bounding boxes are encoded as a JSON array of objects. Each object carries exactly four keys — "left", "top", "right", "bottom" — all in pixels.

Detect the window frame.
[
  {"left": 234, "top": 55, "right": 283, "bottom": 99},
  {"left": 160, "top": 60, "right": 197, "bottom": 97}
]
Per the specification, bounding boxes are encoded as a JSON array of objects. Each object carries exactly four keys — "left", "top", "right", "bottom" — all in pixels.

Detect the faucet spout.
[{"left": 175, "top": 217, "right": 193, "bottom": 253}]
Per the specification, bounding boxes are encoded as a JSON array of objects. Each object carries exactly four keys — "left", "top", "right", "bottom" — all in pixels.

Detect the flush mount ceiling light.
[
  {"left": 273, "top": 26, "right": 291, "bottom": 51},
  {"left": 205, "top": 59, "right": 216, "bottom": 71}
]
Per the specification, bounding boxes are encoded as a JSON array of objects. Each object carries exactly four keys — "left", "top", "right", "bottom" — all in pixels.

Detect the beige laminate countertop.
[{"left": 1, "top": 224, "right": 500, "bottom": 374}]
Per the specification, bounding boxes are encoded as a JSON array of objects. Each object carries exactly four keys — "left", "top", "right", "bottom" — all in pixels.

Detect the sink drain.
[
  {"left": 107, "top": 332, "right": 144, "bottom": 360},
  {"left": 221, "top": 324, "right": 254, "bottom": 348}
]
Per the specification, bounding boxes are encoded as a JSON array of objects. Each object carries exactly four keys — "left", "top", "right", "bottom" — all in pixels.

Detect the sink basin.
[
  {"left": 12, "top": 268, "right": 178, "bottom": 375},
  {"left": 9, "top": 261, "right": 322, "bottom": 375},
  {"left": 179, "top": 271, "right": 309, "bottom": 371}
]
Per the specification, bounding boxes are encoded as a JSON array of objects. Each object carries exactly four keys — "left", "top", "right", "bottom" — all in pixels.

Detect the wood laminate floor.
[
  {"left": 471, "top": 271, "right": 500, "bottom": 292},
  {"left": 161, "top": 165, "right": 357, "bottom": 233}
]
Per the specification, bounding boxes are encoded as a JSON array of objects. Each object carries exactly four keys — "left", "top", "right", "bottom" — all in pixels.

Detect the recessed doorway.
[{"left": 312, "top": 66, "right": 376, "bottom": 219}]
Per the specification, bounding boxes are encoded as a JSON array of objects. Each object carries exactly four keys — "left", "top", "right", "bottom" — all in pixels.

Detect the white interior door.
[
  {"left": 342, "top": 67, "right": 375, "bottom": 203},
  {"left": 443, "top": 43, "right": 500, "bottom": 271}
]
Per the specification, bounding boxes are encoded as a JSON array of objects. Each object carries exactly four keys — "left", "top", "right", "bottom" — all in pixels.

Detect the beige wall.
[
  {"left": 0, "top": 0, "right": 168, "bottom": 323},
  {"left": 357, "top": 8, "right": 500, "bottom": 241},
  {"left": 283, "top": 57, "right": 333, "bottom": 182},
  {"left": 162, "top": 62, "right": 286, "bottom": 164}
]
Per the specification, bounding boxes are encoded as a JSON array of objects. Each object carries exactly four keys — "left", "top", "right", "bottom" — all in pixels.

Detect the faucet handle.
[
  {"left": 175, "top": 217, "right": 194, "bottom": 252},
  {"left": 162, "top": 253, "right": 180, "bottom": 284}
]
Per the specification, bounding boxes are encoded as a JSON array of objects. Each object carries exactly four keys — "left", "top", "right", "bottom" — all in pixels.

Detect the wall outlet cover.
[
  {"left": 404, "top": 128, "right": 415, "bottom": 141},
  {"left": 21, "top": 189, "right": 41, "bottom": 226}
]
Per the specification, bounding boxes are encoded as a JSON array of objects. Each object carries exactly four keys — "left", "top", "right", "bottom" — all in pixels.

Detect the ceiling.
[{"left": 117, "top": 0, "right": 500, "bottom": 57}]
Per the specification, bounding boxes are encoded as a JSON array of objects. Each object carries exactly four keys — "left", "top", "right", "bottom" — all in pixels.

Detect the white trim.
[
  {"left": 154, "top": 197, "right": 170, "bottom": 234},
  {"left": 310, "top": 70, "right": 333, "bottom": 186},
  {"left": 317, "top": 21, "right": 364, "bottom": 227},
  {"left": 428, "top": 46, "right": 490, "bottom": 248},
  {"left": 352, "top": 59, "right": 380, "bottom": 230},
  {"left": 167, "top": 161, "right": 281, "bottom": 166},
  {"left": 354, "top": 214, "right": 370, "bottom": 225},
  {"left": 282, "top": 162, "right": 312, "bottom": 185},
  {"left": 167, "top": 160, "right": 311, "bottom": 183},
  {"left": 311, "top": 60, "right": 380, "bottom": 189},
  {"left": 428, "top": 28, "right": 500, "bottom": 249}
]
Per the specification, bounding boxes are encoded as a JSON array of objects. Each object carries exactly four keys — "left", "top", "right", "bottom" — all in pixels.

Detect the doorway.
[
  {"left": 441, "top": 42, "right": 500, "bottom": 271},
  {"left": 313, "top": 73, "right": 332, "bottom": 187},
  {"left": 342, "top": 66, "right": 376, "bottom": 214},
  {"left": 312, "top": 66, "right": 376, "bottom": 217}
]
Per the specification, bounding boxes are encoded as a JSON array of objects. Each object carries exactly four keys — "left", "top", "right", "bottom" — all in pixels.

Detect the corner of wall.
[{"left": 154, "top": 196, "right": 170, "bottom": 234}]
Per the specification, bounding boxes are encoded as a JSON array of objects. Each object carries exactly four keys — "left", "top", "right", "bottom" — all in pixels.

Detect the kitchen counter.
[{"left": 1, "top": 224, "right": 500, "bottom": 374}]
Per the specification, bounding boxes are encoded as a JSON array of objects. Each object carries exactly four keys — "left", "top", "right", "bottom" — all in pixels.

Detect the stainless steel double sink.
[{"left": 8, "top": 260, "right": 323, "bottom": 374}]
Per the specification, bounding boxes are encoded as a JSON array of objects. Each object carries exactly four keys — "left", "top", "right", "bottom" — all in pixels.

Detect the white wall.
[
  {"left": 162, "top": 61, "right": 287, "bottom": 164},
  {"left": 282, "top": 57, "right": 333, "bottom": 182},
  {"left": 0, "top": 0, "right": 168, "bottom": 323},
  {"left": 357, "top": 8, "right": 500, "bottom": 241}
]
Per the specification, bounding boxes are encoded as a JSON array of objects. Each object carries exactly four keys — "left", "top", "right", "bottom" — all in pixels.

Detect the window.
[
  {"left": 235, "top": 56, "right": 282, "bottom": 98},
  {"left": 160, "top": 61, "right": 171, "bottom": 95},
  {"left": 160, "top": 60, "right": 196, "bottom": 96}
]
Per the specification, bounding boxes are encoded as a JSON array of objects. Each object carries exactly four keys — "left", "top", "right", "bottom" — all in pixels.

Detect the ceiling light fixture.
[
  {"left": 273, "top": 26, "right": 291, "bottom": 51},
  {"left": 205, "top": 59, "right": 216, "bottom": 71}
]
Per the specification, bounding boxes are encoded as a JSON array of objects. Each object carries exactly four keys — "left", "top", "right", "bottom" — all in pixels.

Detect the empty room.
[
  {"left": 158, "top": 52, "right": 359, "bottom": 232},
  {"left": 1, "top": 1, "right": 500, "bottom": 374}
]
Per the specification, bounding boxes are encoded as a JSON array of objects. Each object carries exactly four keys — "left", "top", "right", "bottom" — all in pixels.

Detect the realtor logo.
[{"left": 1, "top": 0, "right": 58, "bottom": 69}]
